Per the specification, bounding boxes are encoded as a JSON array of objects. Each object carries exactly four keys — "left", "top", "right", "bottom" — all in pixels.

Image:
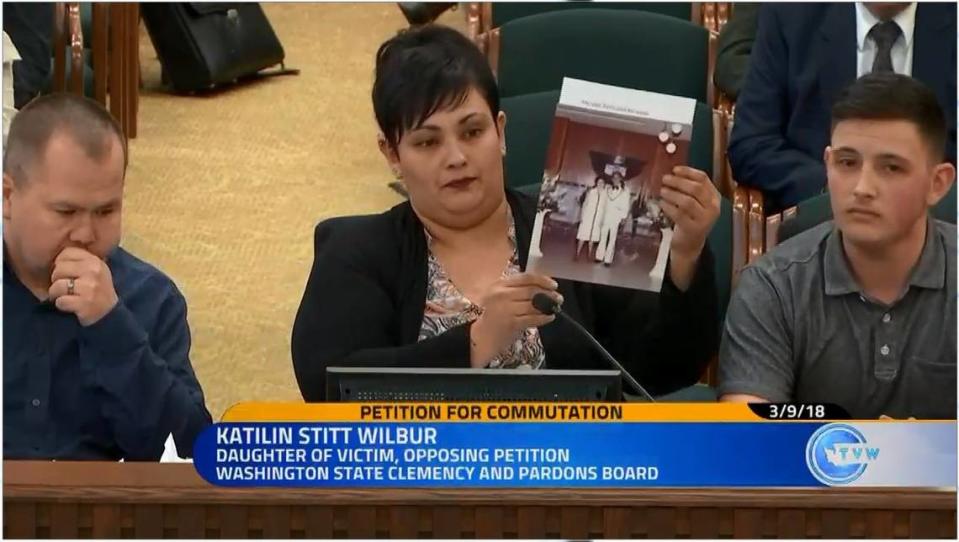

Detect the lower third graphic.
[{"left": 806, "top": 424, "right": 880, "bottom": 486}]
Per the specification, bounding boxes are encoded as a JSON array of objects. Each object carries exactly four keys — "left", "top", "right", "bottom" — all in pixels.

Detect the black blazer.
[
  {"left": 292, "top": 190, "right": 719, "bottom": 401},
  {"left": 729, "top": 3, "right": 957, "bottom": 213}
]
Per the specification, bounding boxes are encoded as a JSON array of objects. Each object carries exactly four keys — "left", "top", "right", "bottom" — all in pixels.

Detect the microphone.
[{"left": 532, "top": 293, "right": 656, "bottom": 402}]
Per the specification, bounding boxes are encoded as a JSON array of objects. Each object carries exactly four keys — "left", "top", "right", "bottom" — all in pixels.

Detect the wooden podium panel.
[{"left": 4, "top": 461, "right": 955, "bottom": 538}]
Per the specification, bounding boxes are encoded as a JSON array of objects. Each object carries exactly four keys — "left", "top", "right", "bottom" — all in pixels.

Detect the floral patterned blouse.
[{"left": 418, "top": 208, "right": 546, "bottom": 369}]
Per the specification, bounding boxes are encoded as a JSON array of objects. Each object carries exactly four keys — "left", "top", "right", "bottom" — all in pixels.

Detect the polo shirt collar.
[{"left": 824, "top": 216, "right": 945, "bottom": 297}]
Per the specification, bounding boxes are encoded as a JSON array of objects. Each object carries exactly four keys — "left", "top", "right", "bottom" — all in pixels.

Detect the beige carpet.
[{"left": 123, "top": 4, "right": 467, "bottom": 419}]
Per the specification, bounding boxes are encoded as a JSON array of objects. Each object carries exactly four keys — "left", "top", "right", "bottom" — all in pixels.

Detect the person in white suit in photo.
[
  {"left": 594, "top": 173, "right": 632, "bottom": 266},
  {"left": 574, "top": 175, "right": 607, "bottom": 260}
]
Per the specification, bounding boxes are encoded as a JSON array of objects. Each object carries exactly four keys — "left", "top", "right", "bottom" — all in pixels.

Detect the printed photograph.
[{"left": 527, "top": 79, "right": 696, "bottom": 292}]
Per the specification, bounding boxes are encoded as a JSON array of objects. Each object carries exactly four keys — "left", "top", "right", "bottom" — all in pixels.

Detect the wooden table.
[{"left": 3, "top": 461, "right": 955, "bottom": 538}]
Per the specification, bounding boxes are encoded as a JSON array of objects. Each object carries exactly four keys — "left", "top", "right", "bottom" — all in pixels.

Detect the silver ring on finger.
[{"left": 67, "top": 278, "right": 76, "bottom": 296}]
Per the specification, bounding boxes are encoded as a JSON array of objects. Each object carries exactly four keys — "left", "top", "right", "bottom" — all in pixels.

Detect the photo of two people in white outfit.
[
  {"left": 528, "top": 153, "right": 675, "bottom": 292},
  {"left": 575, "top": 171, "right": 633, "bottom": 267}
]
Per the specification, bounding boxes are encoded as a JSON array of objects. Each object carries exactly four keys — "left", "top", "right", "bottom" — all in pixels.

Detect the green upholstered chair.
[
  {"left": 643, "top": 383, "right": 718, "bottom": 402},
  {"left": 767, "top": 183, "right": 957, "bottom": 249},
  {"left": 485, "top": 9, "right": 713, "bottom": 105},
  {"left": 500, "top": 90, "right": 560, "bottom": 191},
  {"left": 467, "top": 2, "right": 732, "bottom": 37},
  {"left": 936, "top": 183, "right": 958, "bottom": 224},
  {"left": 627, "top": 192, "right": 735, "bottom": 401},
  {"left": 501, "top": 90, "right": 719, "bottom": 190},
  {"left": 490, "top": 2, "right": 696, "bottom": 30}
]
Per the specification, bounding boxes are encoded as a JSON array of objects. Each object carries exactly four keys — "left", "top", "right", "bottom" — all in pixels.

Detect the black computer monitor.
[{"left": 325, "top": 367, "right": 623, "bottom": 402}]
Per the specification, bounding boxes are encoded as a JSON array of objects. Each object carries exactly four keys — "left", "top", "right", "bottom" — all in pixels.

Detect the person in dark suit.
[
  {"left": 713, "top": 3, "right": 761, "bottom": 101},
  {"left": 728, "top": 2, "right": 957, "bottom": 214},
  {"left": 291, "top": 25, "right": 722, "bottom": 401}
]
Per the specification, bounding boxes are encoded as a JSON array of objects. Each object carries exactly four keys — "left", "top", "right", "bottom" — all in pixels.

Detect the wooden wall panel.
[
  {"left": 49, "top": 503, "right": 79, "bottom": 539},
  {"left": 3, "top": 462, "right": 955, "bottom": 539},
  {"left": 474, "top": 506, "right": 504, "bottom": 538},
  {"left": 516, "top": 505, "right": 547, "bottom": 538}
]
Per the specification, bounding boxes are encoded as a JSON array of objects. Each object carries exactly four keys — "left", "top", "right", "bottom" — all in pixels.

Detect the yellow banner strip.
[{"left": 221, "top": 402, "right": 769, "bottom": 422}]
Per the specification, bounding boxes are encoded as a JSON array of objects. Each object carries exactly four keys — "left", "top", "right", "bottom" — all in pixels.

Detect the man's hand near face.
[{"left": 48, "top": 247, "right": 119, "bottom": 326}]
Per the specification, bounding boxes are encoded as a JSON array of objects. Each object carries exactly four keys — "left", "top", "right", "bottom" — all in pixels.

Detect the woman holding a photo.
[{"left": 291, "top": 25, "right": 722, "bottom": 401}]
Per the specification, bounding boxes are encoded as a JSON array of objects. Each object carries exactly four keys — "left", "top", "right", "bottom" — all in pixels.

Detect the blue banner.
[{"left": 193, "top": 421, "right": 956, "bottom": 488}]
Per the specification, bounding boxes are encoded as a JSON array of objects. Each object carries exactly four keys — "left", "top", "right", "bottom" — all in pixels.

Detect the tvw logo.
[
  {"left": 824, "top": 443, "right": 880, "bottom": 467},
  {"left": 806, "top": 424, "right": 879, "bottom": 485}
]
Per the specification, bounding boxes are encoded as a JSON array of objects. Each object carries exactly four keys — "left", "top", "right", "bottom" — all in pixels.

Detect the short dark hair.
[
  {"left": 3, "top": 93, "right": 127, "bottom": 185},
  {"left": 372, "top": 24, "right": 499, "bottom": 149},
  {"left": 831, "top": 73, "right": 948, "bottom": 160}
]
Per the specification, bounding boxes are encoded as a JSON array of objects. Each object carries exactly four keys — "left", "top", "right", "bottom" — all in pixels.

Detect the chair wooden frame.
[
  {"left": 52, "top": 3, "right": 84, "bottom": 95},
  {"left": 702, "top": 2, "right": 732, "bottom": 32},
  {"left": 706, "top": 29, "right": 718, "bottom": 110},
  {"left": 724, "top": 117, "right": 764, "bottom": 277},
  {"left": 52, "top": 2, "right": 139, "bottom": 139},
  {"left": 704, "top": 106, "right": 747, "bottom": 386},
  {"left": 764, "top": 204, "right": 798, "bottom": 252}
]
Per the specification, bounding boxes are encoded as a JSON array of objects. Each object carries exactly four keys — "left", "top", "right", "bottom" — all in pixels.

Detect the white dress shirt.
[
  {"left": 2, "top": 31, "right": 20, "bottom": 145},
  {"left": 855, "top": 2, "right": 917, "bottom": 77}
]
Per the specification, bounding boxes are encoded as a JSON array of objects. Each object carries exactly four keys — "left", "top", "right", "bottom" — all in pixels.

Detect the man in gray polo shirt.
[{"left": 719, "top": 73, "right": 956, "bottom": 419}]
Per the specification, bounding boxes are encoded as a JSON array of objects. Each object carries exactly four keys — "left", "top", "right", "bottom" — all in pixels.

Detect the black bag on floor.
[{"left": 142, "top": 3, "right": 297, "bottom": 92}]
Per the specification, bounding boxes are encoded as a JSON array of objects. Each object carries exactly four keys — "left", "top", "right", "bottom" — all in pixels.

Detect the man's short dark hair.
[
  {"left": 3, "top": 93, "right": 128, "bottom": 185},
  {"left": 831, "top": 73, "right": 948, "bottom": 161},
  {"left": 372, "top": 24, "right": 499, "bottom": 150}
]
